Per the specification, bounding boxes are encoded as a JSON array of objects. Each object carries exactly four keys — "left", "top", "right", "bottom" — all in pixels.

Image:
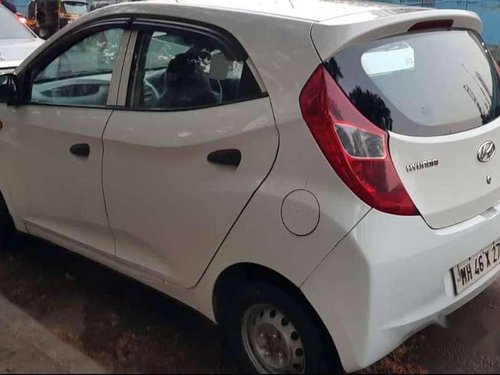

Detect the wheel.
[
  {"left": 223, "top": 282, "right": 339, "bottom": 374},
  {"left": 143, "top": 79, "right": 160, "bottom": 107}
]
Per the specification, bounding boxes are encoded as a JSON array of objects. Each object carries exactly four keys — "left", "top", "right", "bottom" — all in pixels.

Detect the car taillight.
[
  {"left": 16, "top": 14, "right": 27, "bottom": 24},
  {"left": 299, "top": 65, "right": 418, "bottom": 216},
  {"left": 408, "top": 19, "right": 453, "bottom": 31}
]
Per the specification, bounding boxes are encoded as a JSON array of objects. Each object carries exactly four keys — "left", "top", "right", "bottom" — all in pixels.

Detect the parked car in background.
[
  {"left": 15, "top": 11, "right": 27, "bottom": 23},
  {"left": 0, "top": 0, "right": 500, "bottom": 373},
  {"left": 0, "top": 0, "right": 17, "bottom": 12},
  {"left": 0, "top": 0, "right": 27, "bottom": 24},
  {"left": 0, "top": 4, "right": 43, "bottom": 73}
]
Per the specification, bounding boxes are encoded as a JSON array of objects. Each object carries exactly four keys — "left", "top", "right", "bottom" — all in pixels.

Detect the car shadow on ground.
[
  {"left": 0, "top": 234, "right": 237, "bottom": 373},
  {"left": 0, "top": 233, "right": 499, "bottom": 374}
]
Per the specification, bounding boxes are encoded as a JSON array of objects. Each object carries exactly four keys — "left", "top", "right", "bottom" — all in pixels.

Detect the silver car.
[{"left": 0, "top": 5, "right": 43, "bottom": 72}]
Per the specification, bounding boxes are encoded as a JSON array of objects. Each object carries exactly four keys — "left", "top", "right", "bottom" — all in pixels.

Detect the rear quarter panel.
[{"left": 184, "top": 11, "right": 370, "bottom": 318}]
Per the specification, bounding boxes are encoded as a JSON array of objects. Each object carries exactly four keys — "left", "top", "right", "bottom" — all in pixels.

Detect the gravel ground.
[
  {"left": 0, "top": 294, "right": 105, "bottom": 374},
  {"left": 0, "top": 233, "right": 499, "bottom": 374}
]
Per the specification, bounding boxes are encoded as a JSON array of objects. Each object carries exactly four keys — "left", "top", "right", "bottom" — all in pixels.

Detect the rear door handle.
[
  {"left": 70, "top": 143, "right": 90, "bottom": 157},
  {"left": 207, "top": 149, "right": 241, "bottom": 167}
]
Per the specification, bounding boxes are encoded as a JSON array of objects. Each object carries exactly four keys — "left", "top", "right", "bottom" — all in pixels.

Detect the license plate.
[{"left": 452, "top": 240, "right": 500, "bottom": 294}]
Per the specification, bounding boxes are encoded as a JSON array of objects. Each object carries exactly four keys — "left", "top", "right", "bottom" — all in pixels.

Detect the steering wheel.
[
  {"left": 143, "top": 79, "right": 161, "bottom": 107},
  {"left": 210, "top": 78, "right": 223, "bottom": 103}
]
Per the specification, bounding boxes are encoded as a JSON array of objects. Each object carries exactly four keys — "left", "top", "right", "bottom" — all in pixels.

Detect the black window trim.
[
  {"left": 11, "top": 13, "right": 268, "bottom": 111},
  {"left": 131, "top": 18, "right": 248, "bottom": 62},
  {"left": 121, "top": 17, "right": 268, "bottom": 113},
  {"left": 120, "top": 93, "right": 270, "bottom": 113}
]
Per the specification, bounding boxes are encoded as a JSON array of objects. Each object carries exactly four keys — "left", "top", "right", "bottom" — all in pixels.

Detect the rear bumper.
[{"left": 301, "top": 207, "right": 500, "bottom": 372}]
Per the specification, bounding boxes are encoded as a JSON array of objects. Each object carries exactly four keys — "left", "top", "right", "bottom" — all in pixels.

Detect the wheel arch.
[
  {"left": 0, "top": 188, "right": 16, "bottom": 234},
  {"left": 212, "top": 262, "right": 342, "bottom": 369}
]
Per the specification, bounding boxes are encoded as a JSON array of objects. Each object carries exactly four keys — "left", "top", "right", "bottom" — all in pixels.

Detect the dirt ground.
[{"left": 0, "top": 233, "right": 499, "bottom": 374}]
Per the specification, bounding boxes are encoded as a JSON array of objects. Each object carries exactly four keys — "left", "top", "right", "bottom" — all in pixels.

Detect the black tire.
[
  {"left": 223, "top": 282, "right": 340, "bottom": 374},
  {"left": 0, "top": 197, "right": 11, "bottom": 251}
]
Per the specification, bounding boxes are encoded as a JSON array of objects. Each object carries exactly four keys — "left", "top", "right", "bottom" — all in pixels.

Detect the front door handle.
[
  {"left": 70, "top": 143, "right": 90, "bottom": 157},
  {"left": 207, "top": 149, "right": 241, "bottom": 167}
]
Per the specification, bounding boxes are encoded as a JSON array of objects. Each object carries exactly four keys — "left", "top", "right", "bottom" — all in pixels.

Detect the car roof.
[{"left": 143, "top": 0, "right": 415, "bottom": 23}]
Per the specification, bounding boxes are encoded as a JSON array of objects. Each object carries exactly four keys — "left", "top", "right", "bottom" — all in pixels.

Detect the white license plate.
[{"left": 452, "top": 240, "right": 500, "bottom": 294}]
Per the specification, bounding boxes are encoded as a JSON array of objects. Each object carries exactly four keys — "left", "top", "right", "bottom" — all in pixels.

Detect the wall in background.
[{"left": 371, "top": 0, "right": 500, "bottom": 60}]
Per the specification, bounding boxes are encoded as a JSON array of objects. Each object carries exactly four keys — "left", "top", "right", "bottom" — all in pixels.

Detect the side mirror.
[{"left": 0, "top": 73, "right": 19, "bottom": 104}]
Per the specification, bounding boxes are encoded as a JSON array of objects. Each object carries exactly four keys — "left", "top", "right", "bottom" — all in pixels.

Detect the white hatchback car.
[{"left": 0, "top": 0, "right": 499, "bottom": 373}]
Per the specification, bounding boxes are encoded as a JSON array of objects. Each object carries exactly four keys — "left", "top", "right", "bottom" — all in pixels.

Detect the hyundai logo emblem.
[{"left": 477, "top": 140, "right": 496, "bottom": 163}]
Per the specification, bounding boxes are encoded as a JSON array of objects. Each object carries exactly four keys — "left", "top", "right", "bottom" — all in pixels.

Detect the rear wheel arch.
[
  {"left": 0, "top": 189, "right": 13, "bottom": 223},
  {"left": 213, "top": 263, "right": 294, "bottom": 323},
  {"left": 0, "top": 188, "right": 15, "bottom": 249},
  {"left": 212, "top": 262, "right": 341, "bottom": 369}
]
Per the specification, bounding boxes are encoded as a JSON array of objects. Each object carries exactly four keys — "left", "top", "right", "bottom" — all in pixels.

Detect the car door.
[
  {"left": 0, "top": 23, "right": 129, "bottom": 255},
  {"left": 103, "top": 21, "right": 278, "bottom": 288}
]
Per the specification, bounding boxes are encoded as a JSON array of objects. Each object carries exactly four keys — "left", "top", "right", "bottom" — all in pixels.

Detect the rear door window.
[
  {"left": 327, "top": 30, "right": 500, "bottom": 137},
  {"left": 127, "top": 28, "right": 262, "bottom": 110}
]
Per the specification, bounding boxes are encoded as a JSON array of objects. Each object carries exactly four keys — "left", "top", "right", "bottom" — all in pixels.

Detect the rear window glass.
[{"left": 327, "top": 30, "right": 500, "bottom": 137}]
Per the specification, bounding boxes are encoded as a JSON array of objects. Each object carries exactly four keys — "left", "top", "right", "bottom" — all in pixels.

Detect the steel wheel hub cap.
[{"left": 242, "top": 304, "right": 306, "bottom": 374}]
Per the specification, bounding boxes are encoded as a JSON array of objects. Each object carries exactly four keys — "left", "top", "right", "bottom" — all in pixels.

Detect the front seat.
[{"left": 158, "top": 50, "right": 220, "bottom": 109}]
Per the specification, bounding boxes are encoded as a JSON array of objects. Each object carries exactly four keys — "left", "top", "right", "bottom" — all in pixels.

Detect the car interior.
[{"left": 30, "top": 28, "right": 261, "bottom": 109}]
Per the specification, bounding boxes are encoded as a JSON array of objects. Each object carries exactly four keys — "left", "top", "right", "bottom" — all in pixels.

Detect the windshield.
[
  {"left": 61, "top": 1, "right": 88, "bottom": 15},
  {"left": 0, "top": 5, "right": 34, "bottom": 39},
  {"left": 328, "top": 30, "right": 500, "bottom": 137}
]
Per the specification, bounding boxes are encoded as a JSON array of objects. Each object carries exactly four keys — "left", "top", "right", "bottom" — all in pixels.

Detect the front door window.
[{"left": 32, "top": 28, "right": 123, "bottom": 107}]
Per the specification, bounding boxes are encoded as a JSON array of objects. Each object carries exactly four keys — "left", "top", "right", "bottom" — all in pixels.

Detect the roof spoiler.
[{"left": 311, "top": 8, "right": 482, "bottom": 61}]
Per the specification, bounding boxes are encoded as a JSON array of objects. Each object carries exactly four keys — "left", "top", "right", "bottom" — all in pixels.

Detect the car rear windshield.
[
  {"left": 0, "top": 6, "right": 33, "bottom": 39},
  {"left": 327, "top": 30, "right": 500, "bottom": 137}
]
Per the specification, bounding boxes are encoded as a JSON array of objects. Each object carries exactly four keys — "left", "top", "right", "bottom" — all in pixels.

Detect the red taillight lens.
[
  {"left": 408, "top": 19, "right": 453, "bottom": 31},
  {"left": 16, "top": 14, "right": 27, "bottom": 24},
  {"left": 299, "top": 65, "right": 418, "bottom": 216}
]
